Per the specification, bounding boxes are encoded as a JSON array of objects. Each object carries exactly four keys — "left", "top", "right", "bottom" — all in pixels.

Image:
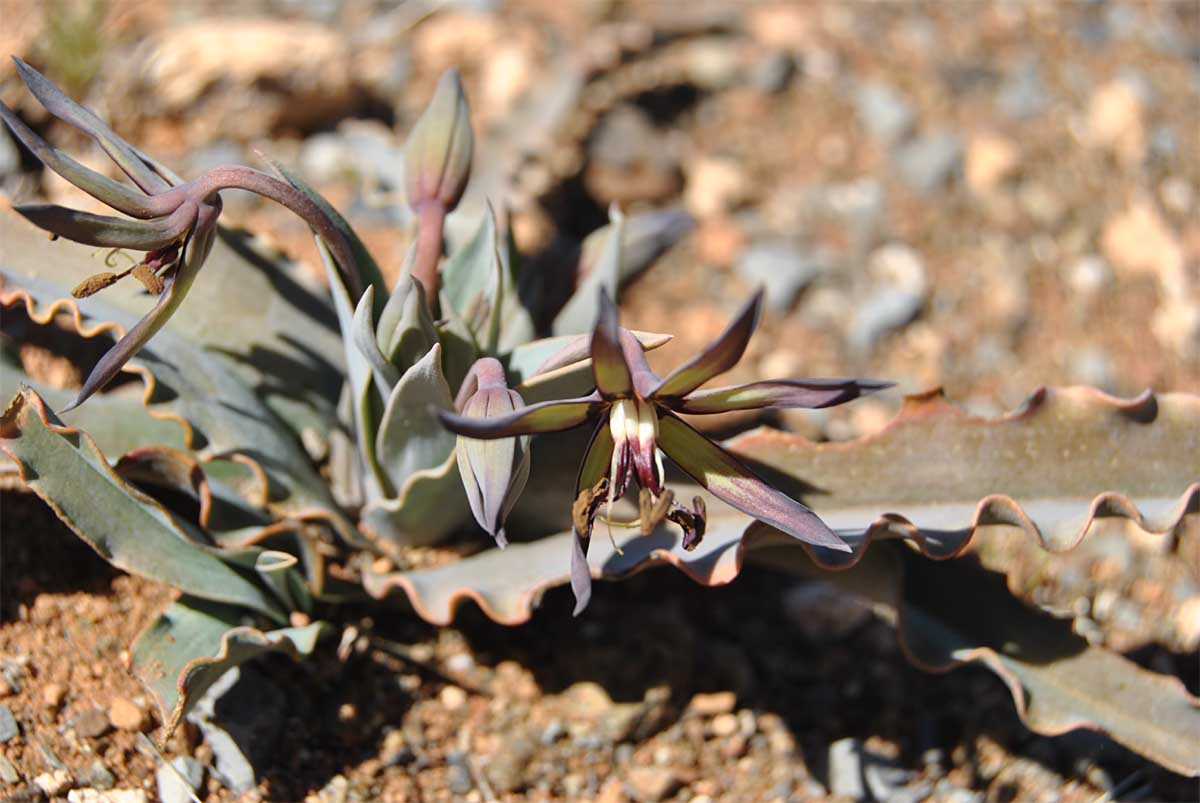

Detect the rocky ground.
[{"left": 1, "top": 0, "right": 1198, "bottom": 801}]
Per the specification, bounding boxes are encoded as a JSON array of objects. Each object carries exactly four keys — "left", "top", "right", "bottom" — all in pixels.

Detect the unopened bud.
[
  {"left": 455, "top": 359, "right": 529, "bottom": 547},
  {"left": 405, "top": 69, "right": 474, "bottom": 213}
]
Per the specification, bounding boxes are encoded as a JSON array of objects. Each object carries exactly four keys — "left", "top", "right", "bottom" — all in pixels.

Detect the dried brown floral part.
[
  {"left": 131, "top": 263, "right": 165, "bottom": 295},
  {"left": 71, "top": 271, "right": 120, "bottom": 298}
]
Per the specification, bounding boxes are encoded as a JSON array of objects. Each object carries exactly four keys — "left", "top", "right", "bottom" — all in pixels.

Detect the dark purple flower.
[
  {"left": 439, "top": 289, "right": 893, "bottom": 614},
  {"left": 0, "top": 57, "right": 360, "bottom": 410}
]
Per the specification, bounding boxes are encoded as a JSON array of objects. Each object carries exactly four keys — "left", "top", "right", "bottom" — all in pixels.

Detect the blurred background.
[
  {"left": 1, "top": 1, "right": 1198, "bottom": 801},
  {"left": 3, "top": 0, "right": 1197, "bottom": 438}
]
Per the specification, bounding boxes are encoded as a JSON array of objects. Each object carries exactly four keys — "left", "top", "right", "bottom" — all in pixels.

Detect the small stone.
[
  {"left": 685, "top": 37, "right": 742, "bottom": 91},
  {"left": 597, "top": 776, "right": 629, "bottom": 803},
  {"left": 42, "top": 682, "right": 66, "bottom": 709},
  {"left": 0, "top": 125, "right": 19, "bottom": 181},
  {"left": 157, "top": 756, "right": 205, "bottom": 803},
  {"left": 0, "top": 676, "right": 12, "bottom": 697},
  {"left": 1152, "top": 300, "right": 1200, "bottom": 358},
  {"left": 381, "top": 728, "right": 413, "bottom": 766},
  {"left": 109, "top": 697, "right": 148, "bottom": 732},
  {"left": 687, "top": 691, "right": 736, "bottom": 717},
  {"left": 1175, "top": 596, "right": 1200, "bottom": 651},
  {"left": 685, "top": 156, "right": 751, "bottom": 219},
  {"left": 848, "top": 243, "right": 928, "bottom": 353},
  {"left": 828, "top": 738, "right": 867, "bottom": 800},
  {"left": 1092, "top": 589, "right": 1119, "bottom": 622},
  {"left": 625, "top": 766, "right": 682, "bottom": 802},
  {"left": 68, "top": 787, "right": 148, "bottom": 801},
  {"left": 446, "top": 758, "right": 473, "bottom": 796},
  {"left": 72, "top": 707, "right": 112, "bottom": 739},
  {"left": 997, "top": 57, "right": 1048, "bottom": 120},
  {"left": 126, "top": 20, "right": 356, "bottom": 141},
  {"left": 1068, "top": 347, "right": 1116, "bottom": 392},
  {"left": 710, "top": 713, "right": 739, "bottom": 737},
  {"left": 894, "top": 131, "right": 963, "bottom": 194},
  {"left": 0, "top": 703, "right": 18, "bottom": 743},
  {"left": 854, "top": 81, "right": 915, "bottom": 145},
  {"left": 749, "top": 51, "right": 795, "bottom": 95},
  {"left": 484, "top": 733, "right": 536, "bottom": 793},
  {"left": 76, "top": 760, "right": 116, "bottom": 790},
  {"left": 540, "top": 719, "right": 565, "bottom": 745},
  {"left": 735, "top": 240, "right": 824, "bottom": 312},
  {"left": 1087, "top": 79, "right": 1146, "bottom": 165},
  {"left": 439, "top": 685, "right": 468, "bottom": 711},
  {"left": 35, "top": 769, "right": 74, "bottom": 796},
  {"left": 563, "top": 681, "right": 614, "bottom": 719},
  {"left": 1065, "top": 255, "right": 1112, "bottom": 297},
  {"left": 1101, "top": 200, "right": 1184, "bottom": 289},
  {"left": 0, "top": 752, "right": 18, "bottom": 784},
  {"left": 966, "top": 133, "right": 1019, "bottom": 194},
  {"left": 1159, "top": 177, "right": 1194, "bottom": 215}
]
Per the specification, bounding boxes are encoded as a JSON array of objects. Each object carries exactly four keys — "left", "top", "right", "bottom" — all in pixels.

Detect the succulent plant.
[
  {"left": 439, "top": 288, "right": 892, "bottom": 612},
  {"left": 1, "top": 58, "right": 1198, "bottom": 783}
]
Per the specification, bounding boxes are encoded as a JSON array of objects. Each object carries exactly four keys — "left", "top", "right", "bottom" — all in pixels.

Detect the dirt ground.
[{"left": 1, "top": 1, "right": 1198, "bottom": 801}]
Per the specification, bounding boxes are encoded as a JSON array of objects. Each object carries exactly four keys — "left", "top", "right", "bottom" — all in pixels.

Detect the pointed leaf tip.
[
  {"left": 590, "top": 289, "right": 632, "bottom": 398},
  {"left": 651, "top": 290, "right": 764, "bottom": 399}
]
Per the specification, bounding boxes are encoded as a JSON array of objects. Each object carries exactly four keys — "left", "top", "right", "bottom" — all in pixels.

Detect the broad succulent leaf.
[
  {"left": 507, "top": 330, "right": 671, "bottom": 403},
  {"left": 352, "top": 286, "right": 400, "bottom": 394},
  {"left": 1, "top": 276, "right": 357, "bottom": 544},
  {"left": 757, "top": 540, "right": 1200, "bottom": 777},
  {"left": 1, "top": 387, "right": 289, "bottom": 622},
  {"left": 131, "top": 596, "right": 328, "bottom": 739},
  {"left": 434, "top": 290, "right": 479, "bottom": 391},
  {"left": 360, "top": 451, "right": 468, "bottom": 547},
  {"left": 552, "top": 207, "right": 624, "bottom": 337},
  {"left": 578, "top": 207, "right": 694, "bottom": 288},
  {"left": 319, "top": 238, "right": 389, "bottom": 502},
  {"left": 374, "top": 344, "right": 457, "bottom": 493},
  {"left": 364, "top": 387, "right": 1198, "bottom": 773},
  {"left": 441, "top": 203, "right": 499, "bottom": 322},
  {"left": 0, "top": 349, "right": 187, "bottom": 460}
]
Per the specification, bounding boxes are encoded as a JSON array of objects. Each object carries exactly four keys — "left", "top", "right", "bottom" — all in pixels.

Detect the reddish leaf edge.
[
  {"left": 0, "top": 289, "right": 361, "bottom": 549},
  {"left": 364, "top": 386, "right": 1198, "bottom": 626}
]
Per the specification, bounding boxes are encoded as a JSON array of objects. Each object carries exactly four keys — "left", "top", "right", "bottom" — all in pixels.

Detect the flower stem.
[
  {"left": 412, "top": 201, "right": 446, "bottom": 298},
  {"left": 192, "top": 166, "right": 364, "bottom": 298}
]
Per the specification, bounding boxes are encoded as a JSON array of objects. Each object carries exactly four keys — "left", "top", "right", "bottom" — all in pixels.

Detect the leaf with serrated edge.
[
  {"left": 1, "top": 282, "right": 358, "bottom": 546},
  {"left": 1, "top": 387, "right": 287, "bottom": 621},
  {"left": 756, "top": 540, "right": 1200, "bottom": 777},
  {"left": 362, "top": 387, "right": 1198, "bottom": 773},
  {"left": 361, "top": 450, "right": 470, "bottom": 547},
  {"left": 131, "top": 596, "right": 327, "bottom": 740}
]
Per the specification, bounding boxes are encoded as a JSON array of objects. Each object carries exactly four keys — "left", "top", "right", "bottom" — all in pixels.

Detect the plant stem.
[
  {"left": 192, "top": 166, "right": 364, "bottom": 298},
  {"left": 412, "top": 201, "right": 446, "bottom": 299}
]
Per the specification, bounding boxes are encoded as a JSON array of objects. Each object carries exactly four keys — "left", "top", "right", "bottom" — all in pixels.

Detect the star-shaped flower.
[{"left": 439, "top": 289, "right": 893, "bottom": 614}]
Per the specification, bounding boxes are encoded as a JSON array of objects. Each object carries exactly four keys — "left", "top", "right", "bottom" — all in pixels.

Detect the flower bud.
[
  {"left": 405, "top": 69, "right": 474, "bottom": 213},
  {"left": 455, "top": 359, "right": 529, "bottom": 547}
]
